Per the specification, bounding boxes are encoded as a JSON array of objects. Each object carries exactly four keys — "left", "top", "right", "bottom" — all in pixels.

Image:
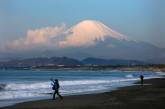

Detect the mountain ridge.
[{"left": 0, "top": 56, "right": 148, "bottom": 68}]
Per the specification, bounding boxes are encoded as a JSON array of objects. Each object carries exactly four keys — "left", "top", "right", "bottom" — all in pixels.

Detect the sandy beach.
[{"left": 1, "top": 78, "right": 165, "bottom": 109}]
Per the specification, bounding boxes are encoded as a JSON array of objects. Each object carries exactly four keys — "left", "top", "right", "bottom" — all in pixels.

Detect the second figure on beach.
[{"left": 140, "top": 74, "right": 144, "bottom": 86}]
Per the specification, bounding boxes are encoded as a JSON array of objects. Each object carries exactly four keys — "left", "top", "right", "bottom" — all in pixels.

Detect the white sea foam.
[
  {"left": 3, "top": 78, "right": 139, "bottom": 91},
  {"left": 5, "top": 82, "right": 51, "bottom": 90},
  {"left": 0, "top": 78, "right": 141, "bottom": 100},
  {"left": 125, "top": 74, "right": 134, "bottom": 78},
  {"left": 155, "top": 71, "right": 165, "bottom": 76}
]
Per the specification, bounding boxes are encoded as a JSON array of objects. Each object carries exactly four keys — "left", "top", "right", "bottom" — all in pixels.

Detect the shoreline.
[
  {"left": 1, "top": 65, "right": 165, "bottom": 72},
  {"left": 0, "top": 79, "right": 136, "bottom": 108},
  {"left": 1, "top": 77, "right": 165, "bottom": 109},
  {"left": 32, "top": 66, "right": 165, "bottom": 72}
]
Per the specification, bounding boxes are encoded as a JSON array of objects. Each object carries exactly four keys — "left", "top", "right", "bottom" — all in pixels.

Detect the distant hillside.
[
  {"left": 0, "top": 57, "right": 83, "bottom": 68},
  {"left": 0, "top": 56, "right": 149, "bottom": 68},
  {"left": 82, "top": 57, "right": 147, "bottom": 65}
]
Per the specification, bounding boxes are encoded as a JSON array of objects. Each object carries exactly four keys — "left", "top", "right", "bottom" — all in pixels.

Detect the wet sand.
[{"left": 1, "top": 78, "right": 165, "bottom": 109}]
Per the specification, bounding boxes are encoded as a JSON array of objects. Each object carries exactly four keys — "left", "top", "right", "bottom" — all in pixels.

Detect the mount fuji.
[
  {"left": 55, "top": 20, "right": 165, "bottom": 64},
  {"left": 1, "top": 20, "right": 165, "bottom": 64},
  {"left": 59, "top": 20, "right": 127, "bottom": 48}
]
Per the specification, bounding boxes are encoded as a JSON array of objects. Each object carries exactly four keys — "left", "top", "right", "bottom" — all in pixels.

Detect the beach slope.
[{"left": 2, "top": 78, "right": 165, "bottom": 109}]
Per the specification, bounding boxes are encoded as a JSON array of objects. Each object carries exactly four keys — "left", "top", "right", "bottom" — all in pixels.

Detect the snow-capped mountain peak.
[{"left": 59, "top": 20, "right": 127, "bottom": 47}]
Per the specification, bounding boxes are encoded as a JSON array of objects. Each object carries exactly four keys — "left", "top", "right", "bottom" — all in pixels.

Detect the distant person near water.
[
  {"left": 51, "top": 79, "right": 63, "bottom": 100},
  {"left": 140, "top": 74, "right": 144, "bottom": 86}
]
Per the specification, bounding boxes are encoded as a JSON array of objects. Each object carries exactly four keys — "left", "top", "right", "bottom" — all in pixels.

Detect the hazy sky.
[{"left": 0, "top": 0, "right": 165, "bottom": 48}]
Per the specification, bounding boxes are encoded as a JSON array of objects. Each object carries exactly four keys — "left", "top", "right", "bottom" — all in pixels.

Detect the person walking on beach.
[
  {"left": 51, "top": 79, "right": 63, "bottom": 100},
  {"left": 140, "top": 74, "right": 144, "bottom": 86}
]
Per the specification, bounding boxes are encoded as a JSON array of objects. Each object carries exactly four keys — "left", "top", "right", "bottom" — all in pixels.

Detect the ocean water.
[{"left": 0, "top": 70, "right": 164, "bottom": 107}]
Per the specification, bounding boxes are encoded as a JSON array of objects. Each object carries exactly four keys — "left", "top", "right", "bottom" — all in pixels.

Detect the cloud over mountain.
[
  {"left": 8, "top": 23, "right": 66, "bottom": 49},
  {"left": 7, "top": 20, "right": 127, "bottom": 49}
]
